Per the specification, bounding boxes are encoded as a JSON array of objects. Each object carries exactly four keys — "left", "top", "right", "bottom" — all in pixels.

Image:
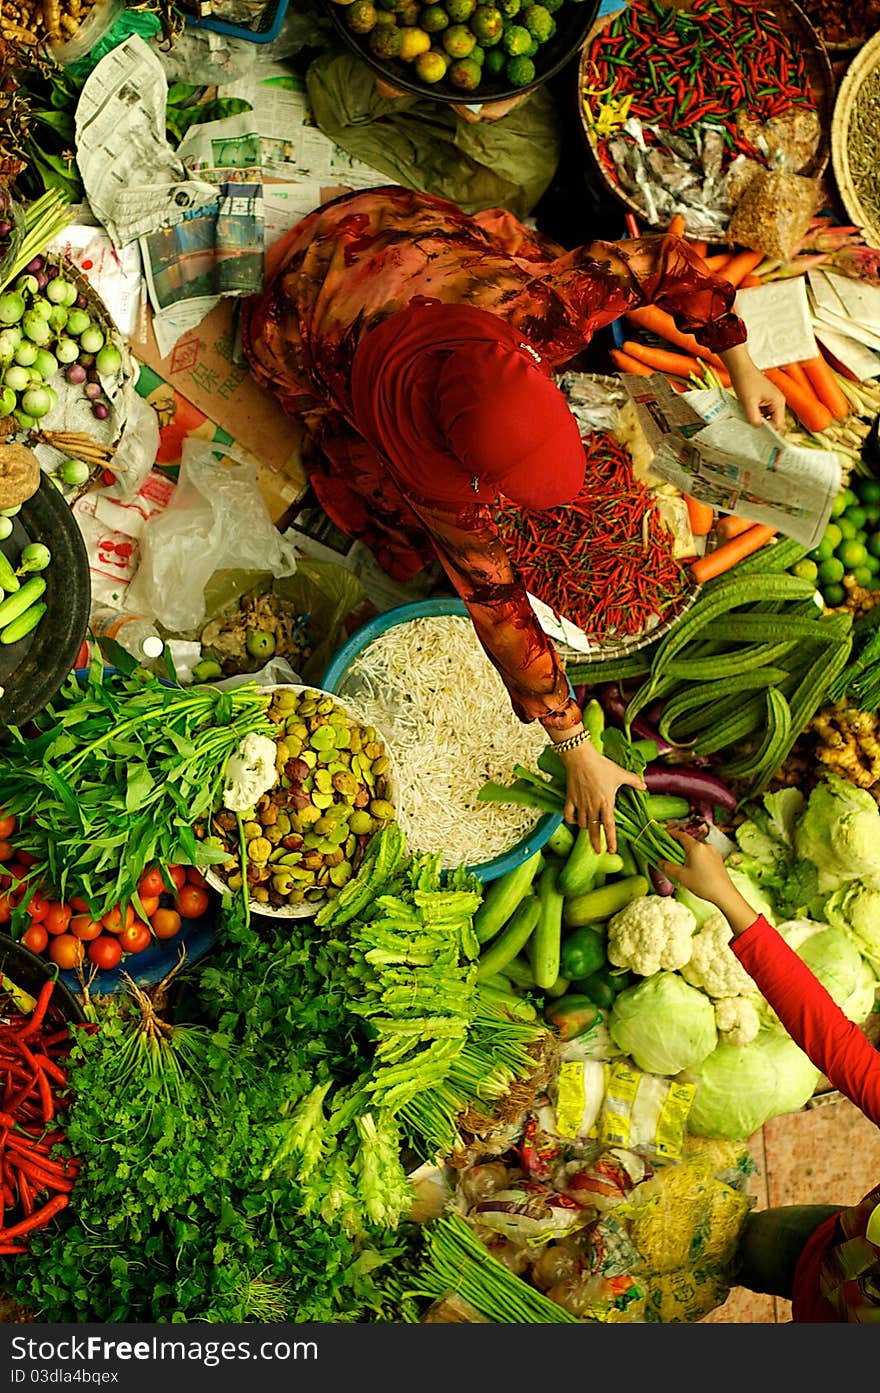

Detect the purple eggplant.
[
  {"left": 601, "top": 685, "right": 674, "bottom": 754},
  {"left": 643, "top": 762, "right": 737, "bottom": 810}
]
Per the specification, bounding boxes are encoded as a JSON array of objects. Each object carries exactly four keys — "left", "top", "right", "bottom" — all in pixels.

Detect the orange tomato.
[
  {"left": 0, "top": 893, "right": 11, "bottom": 924},
  {"left": 175, "top": 885, "right": 210, "bottom": 920},
  {"left": 26, "top": 891, "right": 49, "bottom": 922},
  {"left": 101, "top": 904, "right": 134, "bottom": 934},
  {"left": 137, "top": 868, "right": 165, "bottom": 899},
  {"left": 136, "top": 894, "right": 159, "bottom": 919},
  {"left": 168, "top": 865, "right": 187, "bottom": 892},
  {"left": 87, "top": 936, "right": 123, "bottom": 971},
  {"left": 150, "top": 908, "right": 182, "bottom": 940},
  {"left": 5, "top": 862, "right": 29, "bottom": 885},
  {"left": 119, "top": 920, "right": 152, "bottom": 955},
  {"left": 185, "top": 866, "right": 206, "bottom": 889},
  {"left": 0, "top": 813, "right": 16, "bottom": 839},
  {"left": 43, "top": 902, "right": 73, "bottom": 936},
  {"left": 69, "top": 896, "right": 91, "bottom": 914},
  {"left": 49, "top": 934, "right": 85, "bottom": 970},
  {"left": 15, "top": 851, "right": 36, "bottom": 867},
  {"left": 70, "top": 913, "right": 102, "bottom": 942},
  {"left": 22, "top": 923, "right": 48, "bottom": 955},
  {"left": 0, "top": 841, "right": 13, "bottom": 861}
]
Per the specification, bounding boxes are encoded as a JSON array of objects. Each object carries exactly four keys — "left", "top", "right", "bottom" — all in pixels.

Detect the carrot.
[
  {"left": 684, "top": 495, "right": 714, "bottom": 537},
  {"left": 703, "top": 253, "right": 732, "bottom": 272},
  {"left": 689, "top": 240, "right": 708, "bottom": 259},
  {"left": 739, "top": 274, "right": 762, "bottom": 288},
  {"left": 668, "top": 213, "right": 686, "bottom": 238},
  {"left": 623, "top": 306, "right": 725, "bottom": 367},
  {"left": 610, "top": 349, "right": 653, "bottom": 377},
  {"left": 764, "top": 367, "right": 833, "bottom": 433},
  {"left": 785, "top": 361, "right": 813, "bottom": 394},
  {"left": 720, "top": 249, "right": 765, "bottom": 288},
  {"left": 716, "top": 515, "right": 757, "bottom": 541},
  {"left": 689, "top": 525, "right": 778, "bottom": 584},
  {"left": 622, "top": 340, "right": 731, "bottom": 386},
  {"left": 800, "top": 355, "right": 851, "bottom": 421}
]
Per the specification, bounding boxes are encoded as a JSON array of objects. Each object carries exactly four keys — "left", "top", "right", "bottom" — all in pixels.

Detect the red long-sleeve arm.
[
  {"left": 731, "top": 915, "right": 880, "bottom": 1127},
  {"left": 404, "top": 495, "right": 581, "bottom": 734}
]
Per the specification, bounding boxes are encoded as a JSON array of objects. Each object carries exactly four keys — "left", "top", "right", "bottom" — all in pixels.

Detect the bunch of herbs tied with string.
[{"left": 0, "top": 658, "right": 273, "bottom": 919}]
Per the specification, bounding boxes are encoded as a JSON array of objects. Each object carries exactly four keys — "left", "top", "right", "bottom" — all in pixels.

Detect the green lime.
[
  {"left": 842, "top": 486, "right": 858, "bottom": 509},
  {"left": 813, "top": 536, "right": 835, "bottom": 562},
  {"left": 445, "top": 0, "right": 475, "bottom": 19},
  {"left": 857, "top": 478, "right": 880, "bottom": 504},
  {"left": 415, "top": 47, "right": 449, "bottom": 79},
  {"left": 864, "top": 503, "right": 880, "bottom": 525},
  {"left": 471, "top": 4, "right": 503, "bottom": 42},
  {"left": 420, "top": 4, "right": 449, "bottom": 30},
  {"left": 845, "top": 505, "right": 868, "bottom": 531},
  {"left": 484, "top": 43, "right": 506, "bottom": 73},
  {"left": 865, "top": 551, "right": 880, "bottom": 573},
  {"left": 818, "top": 556, "right": 845, "bottom": 584},
  {"left": 442, "top": 22, "right": 476, "bottom": 55},
  {"left": 369, "top": 21, "right": 403, "bottom": 56},
  {"left": 822, "top": 582, "right": 846, "bottom": 606},
  {"left": 830, "top": 491, "right": 848, "bottom": 517},
  {"left": 793, "top": 559, "right": 818, "bottom": 583},
  {"left": 838, "top": 538, "right": 868, "bottom": 570},
  {"left": 448, "top": 55, "right": 483, "bottom": 88},
  {"left": 837, "top": 517, "right": 857, "bottom": 541},
  {"left": 823, "top": 521, "right": 843, "bottom": 549},
  {"left": 853, "top": 566, "right": 874, "bottom": 587},
  {"left": 868, "top": 531, "right": 880, "bottom": 559},
  {"left": 347, "top": 0, "right": 378, "bottom": 32},
  {"left": 502, "top": 22, "right": 531, "bottom": 53}
]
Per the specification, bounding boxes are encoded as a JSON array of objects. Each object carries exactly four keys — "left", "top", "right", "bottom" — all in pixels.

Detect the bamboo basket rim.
[
  {"left": 830, "top": 27, "right": 880, "bottom": 251},
  {"left": 577, "top": 0, "right": 834, "bottom": 235}
]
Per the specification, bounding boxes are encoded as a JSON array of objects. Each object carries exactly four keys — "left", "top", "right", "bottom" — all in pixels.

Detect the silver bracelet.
[{"left": 551, "top": 729, "right": 593, "bottom": 756}]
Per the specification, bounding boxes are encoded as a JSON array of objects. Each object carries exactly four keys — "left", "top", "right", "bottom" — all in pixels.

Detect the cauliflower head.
[
  {"left": 679, "top": 912, "right": 756, "bottom": 999},
  {"left": 714, "top": 996, "right": 761, "bottom": 1046},
  {"left": 607, "top": 895, "right": 697, "bottom": 977}
]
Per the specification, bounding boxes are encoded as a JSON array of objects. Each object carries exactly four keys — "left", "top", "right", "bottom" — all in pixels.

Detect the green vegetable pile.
[
  {"left": 807, "top": 478, "right": 880, "bottom": 608},
  {"left": 0, "top": 664, "right": 274, "bottom": 917},
  {"left": 332, "top": 0, "right": 586, "bottom": 93}
]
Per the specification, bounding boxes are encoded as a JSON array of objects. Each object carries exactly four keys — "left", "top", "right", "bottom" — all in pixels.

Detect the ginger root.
[{"left": 808, "top": 701, "right": 880, "bottom": 792}]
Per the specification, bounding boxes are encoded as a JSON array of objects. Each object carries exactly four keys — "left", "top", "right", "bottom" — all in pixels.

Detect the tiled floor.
[{"left": 701, "top": 1092, "right": 880, "bottom": 1323}]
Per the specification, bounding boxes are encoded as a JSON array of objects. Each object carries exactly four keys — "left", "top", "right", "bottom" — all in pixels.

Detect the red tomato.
[
  {"left": 5, "top": 862, "right": 29, "bottom": 885},
  {"left": 27, "top": 892, "right": 49, "bottom": 922},
  {"left": 0, "top": 894, "right": 11, "bottom": 924},
  {"left": 0, "top": 841, "right": 13, "bottom": 862},
  {"left": 43, "top": 902, "right": 73, "bottom": 936},
  {"left": 138, "top": 868, "right": 165, "bottom": 899},
  {"left": 0, "top": 813, "right": 16, "bottom": 839},
  {"left": 168, "top": 865, "right": 187, "bottom": 892},
  {"left": 101, "top": 904, "right": 134, "bottom": 934},
  {"left": 70, "top": 914, "right": 103, "bottom": 942},
  {"left": 21, "top": 923, "right": 48, "bottom": 955},
  {"left": 87, "top": 936, "right": 123, "bottom": 971},
  {"left": 185, "top": 866, "right": 206, "bottom": 888},
  {"left": 119, "top": 920, "right": 152, "bottom": 955},
  {"left": 151, "top": 908, "right": 182, "bottom": 940},
  {"left": 69, "top": 896, "right": 91, "bottom": 913},
  {"left": 48, "top": 934, "right": 85, "bottom": 970},
  {"left": 175, "top": 885, "right": 210, "bottom": 920},
  {"left": 15, "top": 851, "right": 37, "bottom": 868},
  {"left": 137, "top": 894, "right": 159, "bottom": 919}
]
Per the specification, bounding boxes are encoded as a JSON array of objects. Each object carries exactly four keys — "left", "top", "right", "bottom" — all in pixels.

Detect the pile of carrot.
[{"left": 0, "top": 977, "right": 80, "bottom": 1253}]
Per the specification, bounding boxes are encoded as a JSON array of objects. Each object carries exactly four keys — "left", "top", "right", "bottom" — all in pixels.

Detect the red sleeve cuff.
[
  {"left": 730, "top": 914, "right": 770, "bottom": 959},
  {"left": 693, "top": 312, "right": 748, "bottom": 354}
]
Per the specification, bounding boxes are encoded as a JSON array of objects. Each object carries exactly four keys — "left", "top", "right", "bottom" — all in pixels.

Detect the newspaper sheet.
[
  {"left": 176, "top": 64, "right": 387, "bottom": 196},
  {"left": 732, "top": 280, "right": 816, "bottom": 371},
  {"left": 621, "top": 374, "right": 840, "bottom": 551},
  {"left": 74, "top": 36, "right": 218, "bottom": 248}
]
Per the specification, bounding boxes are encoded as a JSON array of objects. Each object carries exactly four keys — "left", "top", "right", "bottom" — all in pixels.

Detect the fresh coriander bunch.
[{"left": 0, "top": 665, "right": 273, "bottom": 917}]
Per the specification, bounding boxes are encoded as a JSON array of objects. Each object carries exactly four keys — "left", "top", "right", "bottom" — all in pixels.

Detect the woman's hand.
[
  {"left": 558, "top": 738, "right": 646, "bottom": 854},
  {"left": 659, "top": 829, "right": 758, "bottom": 934},
  {"left": 720, "top": 344, "right": 786, "bottom": 430}
]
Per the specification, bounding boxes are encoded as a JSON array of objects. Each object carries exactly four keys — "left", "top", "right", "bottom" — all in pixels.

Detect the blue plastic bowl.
[{"left": 322, "top": 598, "right": 563, "bottom": 883}]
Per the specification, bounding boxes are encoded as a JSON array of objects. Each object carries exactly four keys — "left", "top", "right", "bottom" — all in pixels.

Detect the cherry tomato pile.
[{"left": 0, "top": 811, "right": 212, "bottom": 974}]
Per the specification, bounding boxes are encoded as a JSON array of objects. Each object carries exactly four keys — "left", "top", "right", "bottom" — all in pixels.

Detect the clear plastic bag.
[{"left": 125, "top": 437, "right": 297, "bottom": 634}]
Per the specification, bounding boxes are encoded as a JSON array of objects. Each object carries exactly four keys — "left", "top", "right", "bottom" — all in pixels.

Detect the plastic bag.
[
  {"left": 125, "top": 438, "right": 297, "bottom": 634},
  {"left": 105, "top": 385, "right": 161, "bottom": 502}
]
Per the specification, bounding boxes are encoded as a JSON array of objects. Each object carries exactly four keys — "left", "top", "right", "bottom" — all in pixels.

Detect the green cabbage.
[
  {"left": 682, "top": 1029, "right": 820, "bottom": 1140},
  {"left": 797, "top": 927, "right": 876, "bottom": 1022},
  {"left": 794, "top": 772, "right": 880, "bottom": 892},
  {"left": 609, "top": 972, "right": 717, "bottom": 1076},
  {"left": 825, "top": 885, "right": 880, "bottom": 973}
]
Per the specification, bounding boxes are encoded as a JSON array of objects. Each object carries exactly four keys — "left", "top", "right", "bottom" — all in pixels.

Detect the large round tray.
[
  {"left": 577, "top": 0, "right": 834, "bottom": 234},
  {"left": 320, "top": 0, "right": 599, "bottom": 106},
  {"left": 831, "top": 28, "right": 880, "bottom": 251}
]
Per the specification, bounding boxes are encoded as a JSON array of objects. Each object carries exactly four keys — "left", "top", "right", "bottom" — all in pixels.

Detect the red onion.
[
  {"left": 83, "top": 381, "right": 102, "bottom": 399},
  {"left": 25, "top": 256, "right": 44, "bottom": 273},
  {"left": 46, "top": 265, "right": 59, "bottom": 280},
  {"left": 75, "top": 293, "right": 88, "bottom": 310},
  {"left": 66, "top": 363, "right": 87, "bottom": 385},
  {"left": 92, "top": 401, "right": 110, "bottom": 420},
  {"left": 643, "top": 762, "right": 737, "bottom": 810},
  {"left": 79, "top": 353, "right": 95, "bottom": 368},
  {"left": 35, "top": 271, "right": 48, "bottom": 291},
  {"left": 650, "top": 865, "right": 675, "bottom": 897},
  {"left": 0, "top": 221, "right": 11, "bottom": 237},
  {"left": 86, "top": 367, "right": 99, "bottom": 384}
]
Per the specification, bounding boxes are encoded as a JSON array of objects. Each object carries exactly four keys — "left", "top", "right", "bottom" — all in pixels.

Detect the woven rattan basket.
[
  {"left": 577, "top": 0, "right": 834, "bottom": 234},
  {"left": 831, "top": 28, "right": 880, "bottom": 250}
]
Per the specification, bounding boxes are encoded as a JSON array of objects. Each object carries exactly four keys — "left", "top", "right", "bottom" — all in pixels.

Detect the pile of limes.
[
  {"left": 332, "top": 0, "right": 586, "bottom": 92},
  {"left": 798, "top": 477, "right": 880, "bottom": 606}
]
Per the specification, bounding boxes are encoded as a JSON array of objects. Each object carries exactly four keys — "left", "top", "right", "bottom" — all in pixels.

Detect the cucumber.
[
  {"left": 557, "top": 827, "right": 624, "bottom": 898},
  {"left": 0, "top": 576, "right": 45, "bottom": 630},
  {"left": 476, "top": 894, "right": 541, "bottom": 981},
  {"left": 530, "top": 865, "right": 565, "bottom": 990},
  {"left": 473, "top": 850, "right": 543, "bottom": 945},
  {"left": 545, "top": 822, "right": 575, "bottom": 858},
  {"left": 504, "top": 954, "right": 536, "bottom": 990},
  {"left": 0, "top": 550, "right": 20, "bottom": 594},
  {"left": 562, "top": 875, "right": 649, "bottom": 929},
  {"left": 642, "top": 793, "right": 691, "bottom": 820},
  {"left": 0, "top": 601, "right": 46, "bottom": 645}
]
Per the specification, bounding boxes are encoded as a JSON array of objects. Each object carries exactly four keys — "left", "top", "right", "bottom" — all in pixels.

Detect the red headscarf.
[{"left": 350, "top": 300, "right": 586, "bottom": 510}]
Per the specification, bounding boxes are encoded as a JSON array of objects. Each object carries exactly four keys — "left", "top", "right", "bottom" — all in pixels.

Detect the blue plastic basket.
[
  {"left": 185, "top": 0, "right": 288, "bottom": 44},
  {"left": 322, "top": 598, "right": 563, "bottom": 884}
]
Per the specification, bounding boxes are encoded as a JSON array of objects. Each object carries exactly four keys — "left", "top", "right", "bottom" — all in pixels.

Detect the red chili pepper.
[
  {"left": 17, "top": 979, "right": 55, "bottom": 1041},
  {"left": 0, "top": 1191, "right": 69, "bottom": 1241}
]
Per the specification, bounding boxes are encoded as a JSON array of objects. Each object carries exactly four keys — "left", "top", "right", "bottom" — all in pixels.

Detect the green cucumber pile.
[{"left": 0, "top": 523, "right": 50, "bottom": 646}]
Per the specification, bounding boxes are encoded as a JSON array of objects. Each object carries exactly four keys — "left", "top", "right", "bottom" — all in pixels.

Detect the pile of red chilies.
[
  {"left": 0, "top": 978, "right": 81, "bottom": 1254},
  {"left": 584, "top": 0, "right": 816, "bottom": 175},
  {"left": 497, "top": 433, "right": 685, "bottom": 639}
]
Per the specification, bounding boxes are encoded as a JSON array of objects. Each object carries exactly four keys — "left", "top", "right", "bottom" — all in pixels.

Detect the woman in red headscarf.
[{"left": 243, "top": 185, "right": 784, "bottom": 851}]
